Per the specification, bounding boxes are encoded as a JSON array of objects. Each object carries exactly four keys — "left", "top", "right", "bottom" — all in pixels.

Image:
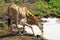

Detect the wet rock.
[
  {"left": 41, "top": 20, "right": 48, "bottom": 22},
  {"left": 36, "top": 35, "right": 41, "bottom": 37}
]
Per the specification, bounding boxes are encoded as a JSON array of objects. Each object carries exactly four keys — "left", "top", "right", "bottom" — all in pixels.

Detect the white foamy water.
[
  {"left": 43, "top": 18, "right": 60, "bottom": 40},
  {"left": 18, "top": 25, "right": 41, "bottom": 36},
  {"left": 18, "top": 18, "right": 60, "bottom": 40}
]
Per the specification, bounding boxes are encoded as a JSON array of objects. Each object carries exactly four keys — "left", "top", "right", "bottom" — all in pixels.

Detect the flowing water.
[{"left": 18, "top": 18, "right": 60, "bottom": 40}]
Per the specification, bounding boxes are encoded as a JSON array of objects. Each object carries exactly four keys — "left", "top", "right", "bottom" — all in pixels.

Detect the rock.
[{"left": 36, "top": 35, "right": 41, "bottom": 37}]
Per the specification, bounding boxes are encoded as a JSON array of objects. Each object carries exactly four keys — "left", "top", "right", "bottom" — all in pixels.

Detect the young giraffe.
[{"left": 8, "top": 4, "right": 43, "bottom": 36}]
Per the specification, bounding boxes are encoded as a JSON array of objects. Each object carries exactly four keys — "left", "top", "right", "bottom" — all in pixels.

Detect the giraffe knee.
[
  {"left": 40, "top": 27, "right": 43, "bottom": 30},
  {"left": 29, "top": 25, "right": 32, "bottom": 29},
  {"left": 41, "top": 29, "right": 43, "bottom": 32}
]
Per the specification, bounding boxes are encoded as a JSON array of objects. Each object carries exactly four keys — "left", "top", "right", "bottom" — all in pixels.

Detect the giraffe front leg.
[
  {"left": 38, "top": 25, "right": 44, "bottom": 38},
  {"left": 30, "top": 27, "right": 35, "bottom": 35},
  {"left": 8, "top": 17, "right": 12, "bottom": 34},
  {"left": 21, "top": 19, "right": 35, "bottom": 35},
  {"left": 40, "top": 27, "right": 44, "bottom": 39},
  {"left": 14, "top": 13, "right": 20, "bottom": 34},
  {"left": 23, "top": 25, "right": 27, "bottom": 35},
  {"left": 22, "top": 22, "right": 35, "bottom": 35}
]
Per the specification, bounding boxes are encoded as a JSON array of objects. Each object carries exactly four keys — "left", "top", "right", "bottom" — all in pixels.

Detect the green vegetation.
[
  {"left": 0, "top": 0, "right": 60, "bottom": 17},
  {"left": 0, "top": 21, "right": 5, "bottom": 32},
  {"left": 0, "top": 30, "right": 3, "bottom": 32},
  {"left": 0, "top": 21, "right": 5, "bottom": 25},
  {"left": 33, "top": 0, "right": 60, "bottom": 16},
  {"left": 33, "top": 0, "right": 50, "bottom": 16},
  {"left": 0, "top": 0, "right": 4, "bottom": 3},
  {"left": 49, "top": 0, "right": 60, "bottom": 16}
]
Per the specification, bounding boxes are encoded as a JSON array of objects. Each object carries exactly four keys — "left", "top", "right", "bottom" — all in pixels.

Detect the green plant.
[
  {"left": 0, "top": 21, "right": 5, "bottom": 25},
  {"left": 0, "top": 0, "right": 4, "bottom": 3},
  {"left": 0, "top": 30, "right": 3, "bottom": 32}
]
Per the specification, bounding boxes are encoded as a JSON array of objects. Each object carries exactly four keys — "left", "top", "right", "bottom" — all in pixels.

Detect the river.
[
  {"left": 18, "top": 18, "right": 60, "bottom": 40},
  {"left": 42, "top": 18, "right": 60, "bottom": 40}
]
